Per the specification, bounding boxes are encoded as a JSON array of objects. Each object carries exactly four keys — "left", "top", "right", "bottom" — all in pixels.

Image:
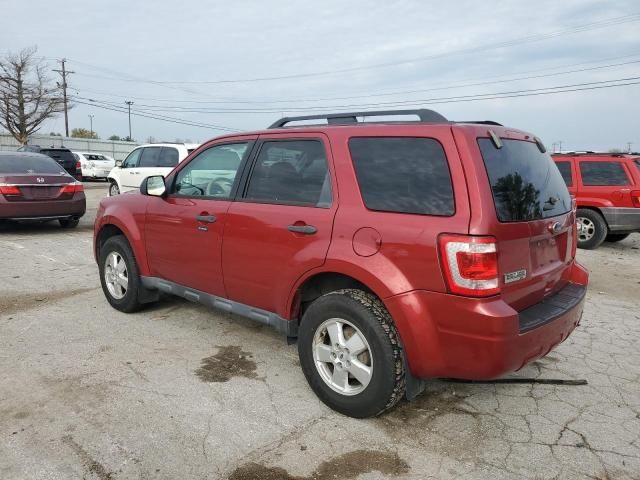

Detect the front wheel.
[
  {"left": 576, "top": 209, "right": 607, "bottom": 250},
  {"left": 298, "top": 289, "right": 405, "bottom": 418},
  {"left": 99, "top": 235, "right": 144, "bottom": 313},
  {"left": 109, "top": 181, "right": 120, "bottom": 196}
]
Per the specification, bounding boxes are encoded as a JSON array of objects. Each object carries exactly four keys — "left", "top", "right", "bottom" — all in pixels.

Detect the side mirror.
[
  {"left": 115, "top": 159, "right": 123, "bottom": 167},
  {"left": 141, "top": 175, "right": 166, "bottom": 197}
]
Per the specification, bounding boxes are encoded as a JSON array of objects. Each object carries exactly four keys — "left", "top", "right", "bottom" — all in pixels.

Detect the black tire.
[
  {"left": 59, "top": 218, "right": 79, "bottom": 228},
  {"left": 98, "top": 235, "right": 144, "bottom": 313},
  {"left": 605, "top": 233, "right": 630, "bottom": 243},
  {"left": 576, "top": 208, "right": 607, "bottom": 250},
  {"left": 298, "top": 289, "right": 405, "bottom": 418},
  {"left": 109, "top": 181, "right": 120, "bottom": 196}
]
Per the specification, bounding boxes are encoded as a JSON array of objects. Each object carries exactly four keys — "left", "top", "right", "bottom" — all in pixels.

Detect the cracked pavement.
[{"left": 1, "top": 183, "right": 639, "bottom": 479}]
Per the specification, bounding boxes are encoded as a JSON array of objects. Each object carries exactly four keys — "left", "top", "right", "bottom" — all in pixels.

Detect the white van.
[{"left": 107, "top": 143, "right": 199, "bottom": 196}]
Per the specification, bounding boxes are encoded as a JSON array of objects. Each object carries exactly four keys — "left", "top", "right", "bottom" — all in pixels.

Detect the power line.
[
  {"left": 73, "top": 57, "right": 640, "bottom": 108},
  {"left": 65, "top": 14, "right": 640, "bottom": 85},
  {"left": 72, "top": 76, "right": 640, "bottom": 114}
]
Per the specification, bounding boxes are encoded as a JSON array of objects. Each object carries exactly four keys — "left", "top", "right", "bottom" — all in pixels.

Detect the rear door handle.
[
  {"left": 196, "top": 214, "right": 217, "bottom": 223},
  {"left": 288, "top": 224, "right": 317, "bottom": 235}
]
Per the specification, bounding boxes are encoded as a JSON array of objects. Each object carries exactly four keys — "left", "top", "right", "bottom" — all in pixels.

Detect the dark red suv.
[
  {"left": 552, "top": 152, "right": 640, "bottom": 249},
  {"left": 94, "top": 110, "right": 588, "bottom": 417}
]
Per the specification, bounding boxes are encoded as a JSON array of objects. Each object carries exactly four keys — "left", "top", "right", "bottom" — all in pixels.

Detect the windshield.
[
  {"left": 478, "top": 138, "right": 572, "bottom": 222},
  {"left": 0, "top": 155, "right": 67, "bottom": 174}
]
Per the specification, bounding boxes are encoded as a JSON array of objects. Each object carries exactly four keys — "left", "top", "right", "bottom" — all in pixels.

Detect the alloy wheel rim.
[
  {"left": 110, "top": 184, "right": 119, "bottom": 195},
  {"left": 577, "top": 217, "right": 595, "bottom": 242},
  {"left": 312, "top": 318, "right": 373, "bottom": 396},
  {"left": 104, "top": 252, "right": 128, "bottom": 299}
]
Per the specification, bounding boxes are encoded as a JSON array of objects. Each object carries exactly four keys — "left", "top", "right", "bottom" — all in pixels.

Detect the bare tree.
[{"left": 0, "top": 47, "right": 64, "bottom": 144}]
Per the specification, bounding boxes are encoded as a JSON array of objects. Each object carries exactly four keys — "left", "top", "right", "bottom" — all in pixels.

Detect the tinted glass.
[
  {"left": 245, "top": 140, "right": 331, "bottom": 207},
  {"left": 479, "top": 138, "right": 571, "bottom": 222},
  {"left": 122, "top": 148, "right": 142, "bottom": 168},
  {"left": 635, "top": 159, "right": 640, "bottom": 171},
  {"left": 158, "top": 147, "right": 179, "bottom": 167},
  {"left": 139, "top": 147, "right": 162, "bottom": 167},
  {"left": 85, "top": 154, "right": 107, "bottom": 161},
  {"left": 175, "top": 143, "right": 248, "bottom": 198},
  {"left": 0, "top": 154, "right": 66, "bottom": 174},
  {"left": 348, "top": 137, "right": 454, "bottom": 216},
  {"left": 39, "top": 149, "right": 75, "bottom": 165},
  {"left": 580, "top": 161, "right": 629, "bottom": 186},
  {"left": 555, "top": 161, "right": 572, "bottom": 186}
]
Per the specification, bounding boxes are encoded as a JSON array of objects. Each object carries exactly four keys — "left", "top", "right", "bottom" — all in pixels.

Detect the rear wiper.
[{"left": 543, "top": 196, "right": 559, "bottom": 211}]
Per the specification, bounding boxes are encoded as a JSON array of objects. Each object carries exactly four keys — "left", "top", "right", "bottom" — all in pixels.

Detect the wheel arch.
[{"left": 95, "top": 215, "right": 150, "bottom": 276}]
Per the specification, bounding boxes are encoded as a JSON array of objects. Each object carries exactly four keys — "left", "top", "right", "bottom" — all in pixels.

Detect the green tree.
[
  {"left": 108, "top": 134, "right": 121, "bottom": 141},
  {"left": 71, "top": 127, "right": 98, "bottom": 139}
]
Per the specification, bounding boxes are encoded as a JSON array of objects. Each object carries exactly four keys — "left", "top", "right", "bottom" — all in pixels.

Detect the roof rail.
[
  {"left": 456, "top": 120, "right": 503, "bottom": 126},
  {"left": 268, "top": 109, "right": 448, "bottom": 128}
]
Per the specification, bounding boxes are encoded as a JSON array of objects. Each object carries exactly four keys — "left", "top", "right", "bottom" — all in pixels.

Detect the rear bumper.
[
  {"left": 385, "top": 262, "right": 588, "bottom": 379},
  {"left": 601, "top": 207, "right": 640, "bottom": 232},
  {"left": 0, "top": 195, "right": 86, "bottom": 220}
]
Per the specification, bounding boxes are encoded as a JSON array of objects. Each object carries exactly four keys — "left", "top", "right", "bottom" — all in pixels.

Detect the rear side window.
[
  {"left": 158, "top": 147, "right": 179, "bottom": 167},
  {"left": 580, "top": 161, "right": 629, "bottom": 186},
  {"left": 555, "top": 161, "right": 572, "bottom": 186},
  {"left": 0, "top": 154, "right": 65, "bottom": 174},
  {"left": 348, "top": 137, "right": 454, "bottom": 216},
  {"left": 478, "top": 138, "right": 571, "bottom": 222},
  {"left": 138, "top": 147, "right": 162, "bottom": 167},
  {"left": 245, "top": 140, "right": 331, "bottom": 208}
]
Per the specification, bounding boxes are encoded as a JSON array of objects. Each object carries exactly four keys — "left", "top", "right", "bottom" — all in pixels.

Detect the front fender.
[{"left": 95, "top": 197, "right": 150, "bottom": 276}]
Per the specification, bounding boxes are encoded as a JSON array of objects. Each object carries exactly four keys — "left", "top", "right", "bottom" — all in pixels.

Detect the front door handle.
[
  {"left": 288, "top": 224, "right": 317, "bottom": 235},
  {"left": 196, "top": 214, "right": 217, "bottom": 224}
]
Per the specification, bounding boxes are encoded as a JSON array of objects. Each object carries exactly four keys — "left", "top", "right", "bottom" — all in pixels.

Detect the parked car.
[
  {"left": 94, "top": 109, "right": 588, "bottom": 417},
  {"left": 73, "top": 152, "right": 116, "bottom": 181},
  {"left": 0, "top": 151, "right": 85, "bottom": 228},
  {"left": 17, "top": 145, "right": 82, "bottom": 180},
  {"left": 552, "top": 152, "right": 640, "bottom": 249},
  {"left": 107, "top": 143, "right": 199, "bottom": 196}
]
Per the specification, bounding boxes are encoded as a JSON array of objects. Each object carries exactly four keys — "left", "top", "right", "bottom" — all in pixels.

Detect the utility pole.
[
  {"left": 53, "top": 59, "right": 74, "bottom": 137},
  {"left": 627, "top": 142, "right": 632, "bottom": 153},
  {"left": 125, "top": 101, "right": 134, "bottom": 141},
  {"left": 88, "top": 115, "right": 94, "bottom": 138},
  {"left": 557, "top": 140, "right": 563, "bottom": 153}
]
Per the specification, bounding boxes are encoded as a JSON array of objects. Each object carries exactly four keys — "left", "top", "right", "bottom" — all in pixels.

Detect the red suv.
[
  {"left": 552, "top": 152, "right": 640, "bottom": 249},
  {"left": 94, "top": 110, "right": 588, "bottom": 417}
]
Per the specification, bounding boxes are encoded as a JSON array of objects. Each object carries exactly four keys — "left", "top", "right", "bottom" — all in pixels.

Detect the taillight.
[
  {"left": 632, "top": 190, "right": 640, "bottom": 208},
  {"left": 75, "top": 161, "right": 82, "bottom": 171},
  {"left": 438, "top": 234, "right": 500, "bottom": 297},
  {"left": 0, "top": 185, "right": 21, "bottom": 196},
  {"left": 60, "top": 182, "right": 84, "bottom": 194}
]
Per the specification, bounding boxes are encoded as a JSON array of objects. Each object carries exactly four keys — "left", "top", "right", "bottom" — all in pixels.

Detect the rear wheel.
[
  {"left": 59, "top": 218, "right": 79, "bottom": 228},
  {"left": 605, "top": 233, "right": 630, "bottom": 243},
  {"left": 109, "top": 181, "right": 120, "bottom": 196},
  {"left": 576, "top": 209, "right": 607, "bottom": 250},
  {"left": 99, "top": 235, "right": 144, "bottom": 313},
  {"left": 298, "top": 289, "right": 405, "bottom": 418}
]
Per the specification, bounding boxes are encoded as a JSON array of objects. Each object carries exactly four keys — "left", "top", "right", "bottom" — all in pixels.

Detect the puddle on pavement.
[
  {"left": 228, "top": 449, "right": 409, "bottom": 480},
  {"left": 0, "top": 287, "right": 97, "bottom": 316},
  {"left": 195, "top": 346, "right": 257, "bottom": 383}
]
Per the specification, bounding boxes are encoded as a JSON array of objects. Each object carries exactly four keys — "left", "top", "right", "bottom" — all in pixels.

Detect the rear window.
[
  {"left": 85, "top": 154, "right": 106, "bottom": 160},
  {"left": 579, "top": 161, "right": 629, "bottom": 186},
  {"left": 39, "top": 149, "right": 75, "bottom": 164},
  {"left": 348, "top": 137, "right": 455, "bottom": 216},
  {"left": 0, "top": 155, "right": 66, "bottom": 174},
  {"left": 555, "top": 161, "right": 572, "bottom": 186},
  {"left": 478, "top": 138, "right": 571, "bottom": 222}
]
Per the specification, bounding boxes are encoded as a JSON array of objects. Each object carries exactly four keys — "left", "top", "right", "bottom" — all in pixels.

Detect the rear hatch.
[
  {"left": 39, "top": 149, "right": 77, "bottom": 175},
  {"left": 477, "top": 136, "right": 575, "bottom": 311}
]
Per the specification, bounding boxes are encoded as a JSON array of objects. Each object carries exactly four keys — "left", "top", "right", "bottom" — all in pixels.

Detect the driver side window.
[
  {"left": 174, "top": 142, "right": 249, "bottom": 198},
  {"left": 122, "top": 148, "right": 142, "bottom": 168}
]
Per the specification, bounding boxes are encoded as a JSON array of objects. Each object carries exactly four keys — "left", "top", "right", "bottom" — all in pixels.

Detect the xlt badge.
[{"left": 504, "top": 269, "right": 527, "bottom": 284}]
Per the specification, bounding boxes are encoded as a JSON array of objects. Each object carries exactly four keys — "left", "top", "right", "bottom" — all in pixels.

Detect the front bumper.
[
  {"left": 384, "top": 262, "right": 588, "bottom": 379},
  {"left": 601, "top": 207, "right": 640, "bottom": 233}
]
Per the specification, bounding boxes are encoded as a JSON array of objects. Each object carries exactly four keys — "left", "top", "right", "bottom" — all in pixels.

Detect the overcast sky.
[{"left": 2, "top": 0, "right": 639, "bottom": 151}]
